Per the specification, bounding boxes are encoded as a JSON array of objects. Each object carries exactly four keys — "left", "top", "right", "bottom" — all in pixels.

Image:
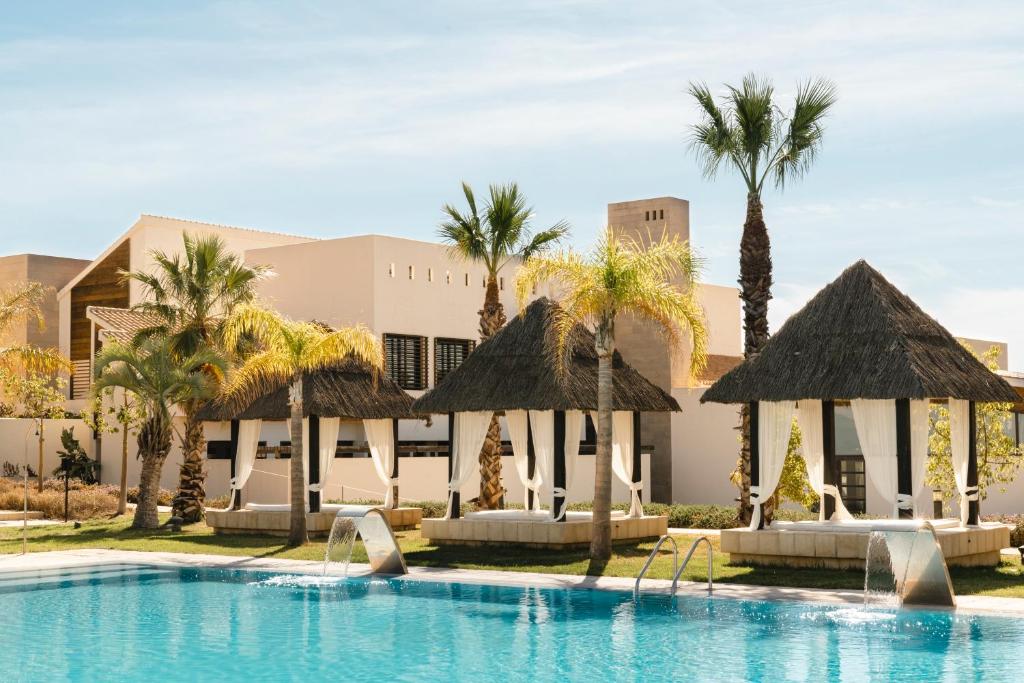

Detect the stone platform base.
[
  {"left": 721, "top": 523, "right": 1010, "bottom": 569},
  {"left": 205, "top": 506, "right": 422, "bottom": 538},
  {"left": 421, "top": 515, "right": 668, "bottom": 549},
  {"left": 0, "top": 510, "right": 44, "bottom": 521}
]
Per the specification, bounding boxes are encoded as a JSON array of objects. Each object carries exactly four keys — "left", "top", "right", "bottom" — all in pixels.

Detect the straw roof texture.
[
  {"left": 702, "top": 260, "right": 1019, "bottom": 404},
  {"left": 412, "top": 298, "right": 680, "bottom": 413},
  {"left": 197, "top": 359, "right": 414, "bottom": 421}
]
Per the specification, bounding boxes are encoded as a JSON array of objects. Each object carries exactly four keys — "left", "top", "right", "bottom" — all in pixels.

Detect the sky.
[{"left": 2, "top": 2, "right": 1023, "bottom": 363}]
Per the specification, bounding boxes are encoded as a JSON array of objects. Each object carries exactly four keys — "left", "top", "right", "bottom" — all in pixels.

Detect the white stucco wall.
[{"left": 670, "top": 388, "right": 741, "bottom": 505}]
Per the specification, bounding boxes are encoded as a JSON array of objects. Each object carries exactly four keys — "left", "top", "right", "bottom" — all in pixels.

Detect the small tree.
[
  {"left": 80, "top": 392, "right": 116, "bottom": 480},
  {"left": 3, "top": 369, "right": 68, "bottom": 491},
  {"left": 53, "top": 427, "right": 100, "bottom": 484},
  {"left": 112, "top": 391, "right": 147, "bottom": 516},
  {"left": 729, "top": 418, "right": 817, "bottom": 517},
  {"left": 927, "top": 345, "right": 1023, "bottom": 514}
]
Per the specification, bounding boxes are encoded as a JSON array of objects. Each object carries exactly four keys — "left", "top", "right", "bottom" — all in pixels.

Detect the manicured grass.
[{"left": 1, "top": 515, "right": 1022, "bottom": 598}]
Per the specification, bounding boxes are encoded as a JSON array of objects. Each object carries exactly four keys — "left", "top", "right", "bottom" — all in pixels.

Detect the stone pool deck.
[
  {"left": 206, "top": 507, "right": 422, "bottom": 537},
  {"left": 722, "top": 523, "right": 1011, "bottom": 569},
  {"left": 2, "top": 548, "right": 1023, "bottom": 617},
  {"left": 421, "top": 515, "right": 668, "bottom": 549}
]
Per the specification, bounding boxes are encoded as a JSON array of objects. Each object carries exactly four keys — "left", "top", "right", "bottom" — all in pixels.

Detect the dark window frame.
[
  {"left": 434, "top": 337, "right": 476, "bottom": 385},
  {"left": 836, "top": 455, "right": 867, "bottom": 514},
  {"left": 383, "top": 333, "right": 428, "bottom": 390}
]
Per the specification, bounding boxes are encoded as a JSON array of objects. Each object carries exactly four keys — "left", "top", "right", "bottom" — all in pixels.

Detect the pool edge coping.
[{"left": 1, "top": 548, "right": 1022, "bottom": 617}]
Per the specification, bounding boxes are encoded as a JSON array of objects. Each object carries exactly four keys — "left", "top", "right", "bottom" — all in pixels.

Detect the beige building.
[{"left": 0, "top": 253, "right": 89, "bottom": 351}]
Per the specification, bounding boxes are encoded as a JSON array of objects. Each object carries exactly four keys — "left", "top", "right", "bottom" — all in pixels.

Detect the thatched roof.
[
  {"left": 411, "top": 298, "right": 680, "bottom": 413},
  {"left": 702, "top": 260, "right": 1019, "bottom": 404},
  {"left": 197, "top": 359, "right": 415, "bottom": 421}
]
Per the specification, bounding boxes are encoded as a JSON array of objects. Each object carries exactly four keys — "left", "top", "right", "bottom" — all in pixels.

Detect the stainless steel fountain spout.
[
  {"left": 329, "top": 506, "right": 408, "bottom": 575},
  {"left": 864, "top": 520, "right": 956, "bottom": 608}
]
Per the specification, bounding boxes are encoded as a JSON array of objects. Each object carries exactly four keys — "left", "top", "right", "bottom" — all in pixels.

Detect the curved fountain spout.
[
  {"left": 864, "top": 520, "right": 955, "bottom": 608},
  {"left": 324, "top": 506, "right": 408, "bottom": 576}
]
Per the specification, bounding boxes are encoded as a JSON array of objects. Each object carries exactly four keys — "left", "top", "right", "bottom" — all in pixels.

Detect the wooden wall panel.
[{"left": 69, "top": 240, "right": 130, "bottom": 360}]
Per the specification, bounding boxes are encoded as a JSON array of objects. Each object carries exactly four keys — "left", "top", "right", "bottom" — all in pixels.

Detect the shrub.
[{"left": 0, "top": 477, "right": 118, "bottom": 520}]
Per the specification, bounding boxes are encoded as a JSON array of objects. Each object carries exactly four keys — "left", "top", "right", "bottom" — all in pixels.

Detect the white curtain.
[
  {"left": 949, "top": 398, "right": 976, "bottom": 525},
  {"left": 564, "top": 410, "right": 584, "bottom": 490},
  {"left": 528, "top": 410, "right": 554, "bottom": 513},
  {"left": 446, "top": 411, "right": 493, "bottom": 518},
  {"left": 229, "top": 419, "right": 262, "bottom": 507},
  {"left": 751, "top": 401, "right": 795, "bottom": 530},
  {"left": 796, "top": 401, "right": 826, "bottom": 521},
  {"left": 506, "top": 410, "right": 536, "bottom": 510},
  {"left": 851, "top": 399, "right": 900, "bottom": 519},
  {"left": 308, "top": 417, "right": 341, "bottom": 493},
  {"left": 910, "top": 400, "right": 931, "bottom": 510},
  {"left": 364, "top": 418, "right": 397, "bottom": 508},
  {"left": 611, "top": 411, "right": 643, "bottom": 518}
]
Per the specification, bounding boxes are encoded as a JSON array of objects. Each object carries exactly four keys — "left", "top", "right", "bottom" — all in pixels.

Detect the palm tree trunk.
[
  {"left": 477, "top": 274, "right": 508, "bottom": 509},
  {"left": 172, "top": 404, "right": 207, "bottom": 524},
  {"left": 288, "top": 377, "right": 307, "bottom": 546},
  {"left": 590, "top": 318, "right": 615, "bottom": 562},
  {"left": 118, "top": 424, "right": 129, "bottom": 516},
  {"left": 132, "top": 415, "right": 171, "bottom": 529},
  {"left": 737, "top": 191, "right": 771, "bottom": 525}
]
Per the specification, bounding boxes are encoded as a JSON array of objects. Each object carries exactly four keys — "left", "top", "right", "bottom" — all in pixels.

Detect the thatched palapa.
[
  {"left": 412, "top": 298, "right": 680, "bottom": 414},
  {"left": 702, "top": 260, "right": 1018, "bottom": 404},
  {"left": 197, "top": 358, "right": 415, "bottom": 421}
]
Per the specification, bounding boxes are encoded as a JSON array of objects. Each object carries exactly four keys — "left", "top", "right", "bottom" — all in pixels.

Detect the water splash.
[
  {"left": 864, "top": 531, "right": 902, "bottom": 608},
  {"left": 324, "top": 516, "right": 358, "bottom": 577},
  {"left": 863, "top": 524, "right": 956, "bottom": 608}
]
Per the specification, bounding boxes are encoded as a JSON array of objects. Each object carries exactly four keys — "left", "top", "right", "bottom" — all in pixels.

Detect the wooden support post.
[
  {"left": 967, "top": 401, "right": 980, "bottom": 526},
  {"left": 631, "top": 411, "right": 642, "bottom": 505},
  {"left": 229, "top": 419, "right": 241, "bottom": 510},
  {"left": 448, "top": 413, "right": 459, "bottom": 519},
  {"left": 308, "top": 415, "right": 320, "bottom": 513},
  {"left": 391, "top": 418, "right": 400, "bottom": 509},
  {"left": 552, "top": 411, "right": 566, "bottom": 522},
  {"left": 749, "top": 401, "right": 763, "bottom": 529},
  {"left": 895, "top": 398, "right": 913, "bottom": 519},
  {"left": 822, "top": 401, "right": 837, "bottom": 521},
  {"left": 526, "top": 417, "right": 536, "bottom": 510}
]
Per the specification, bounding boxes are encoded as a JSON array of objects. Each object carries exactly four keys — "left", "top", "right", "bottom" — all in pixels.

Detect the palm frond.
[
  {"left": 0, "top": 281, "right": 50, "bottom": 333},
  {"left": 303, "top": 325, "right": 382, "bottom": 372},
  {"left": 687, "top": 82, "right": 740, "bottom": 183},
  {"left": 769, "top": 77, "right": 837, "bottom": 190},
  {"left": 0, "top": 344, "right": 72, "bottom": 375}
]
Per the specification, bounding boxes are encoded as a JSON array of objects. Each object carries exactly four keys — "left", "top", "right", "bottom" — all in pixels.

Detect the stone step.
[{"left": 0, "top": 510, "right": 45, "bottom": 521}]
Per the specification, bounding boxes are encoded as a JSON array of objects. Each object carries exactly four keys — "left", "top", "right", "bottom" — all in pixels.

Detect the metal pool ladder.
[{"left": 634, "top": 535, "right": 713, "bottom": 597}]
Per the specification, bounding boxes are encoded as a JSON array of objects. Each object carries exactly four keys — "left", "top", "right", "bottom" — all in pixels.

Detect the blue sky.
[{"left": 2, "top": 2, "right": 1023, "bottom": 362}]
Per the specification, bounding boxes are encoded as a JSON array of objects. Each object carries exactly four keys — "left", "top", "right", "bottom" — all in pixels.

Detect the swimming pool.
[{"left": 1, "top": 564, "right": 1022, "bottom": 682}]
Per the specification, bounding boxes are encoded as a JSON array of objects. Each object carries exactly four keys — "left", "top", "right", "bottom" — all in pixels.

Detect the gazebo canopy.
[
  {"left": 702, "top": 260, "right": 1018, "bottom": 404},
  {"left": 412, "top": 297, "right": 680, "bottom": 414},
  {"left": 197, "top": 359, "right": 415, "bottom": 421}
]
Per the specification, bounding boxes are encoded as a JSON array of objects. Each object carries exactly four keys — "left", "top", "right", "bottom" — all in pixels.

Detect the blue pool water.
[{"left": 1, "top": 565, "right": 1022, "bottom": 682}]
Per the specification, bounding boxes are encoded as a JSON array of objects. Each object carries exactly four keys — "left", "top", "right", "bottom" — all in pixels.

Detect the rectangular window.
[
  {"left": 408, "top": 265, "right": 415, "bottom": 280},
  {"left": 659, "top": 209, "right": 664, "bottom": 219},
  {"left": 428, "top": 268, "right": 434, "bottom": 282},
  {"left": 388, "top": 263, "right": 395, "bottom": 277},
  {"left": 837, "top": 456, "right": 866, "bottom": 514},
  {"left": 383, "top": 333, "right": 428, "bottom": 390},
  {"left": 445, "top": 271, "right": 451, "bottom": 284},
  {"left": 464, "top": 273, "right": 470, "bottom": 286},
  {"left": 499, "top": 277, "right": 504, "bottom": 291},
  {"left": 435, "top": 337, "right": 475, "bottom": 384}
]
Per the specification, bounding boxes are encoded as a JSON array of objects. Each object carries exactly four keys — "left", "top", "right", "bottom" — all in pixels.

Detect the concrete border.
[{"left": 1, "top": 549, "right": 1022, "bottom": 617}]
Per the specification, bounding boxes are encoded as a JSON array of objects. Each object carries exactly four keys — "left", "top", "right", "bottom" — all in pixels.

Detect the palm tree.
[
  {"left": 440, "top": 182, "right": 569, "bottom": 509},
  {"left": 516, "top": 228, "right": 707, "bottom": 562},
  {"left": 92, "top": 338, "right": 224, "bottom": 529},
  {"left": 0, "top": 281, "right": 71, "bottom": 374},
  {"left": 688, "top": 73, "right": 836, "bottom": 523},
  {"left": 222, "top": 305, "right": 382, "bottom": 546},
  {"left": 123, "top": 233, "right": 269, "bottom": 523}
]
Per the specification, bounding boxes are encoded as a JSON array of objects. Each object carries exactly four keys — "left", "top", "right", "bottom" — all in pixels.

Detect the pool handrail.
[
  {"left": 671, "top": 536, "right": 713, "bottom": 594},
  {"left": 633, "top": 535, "right": 678, "bottom": 598}
]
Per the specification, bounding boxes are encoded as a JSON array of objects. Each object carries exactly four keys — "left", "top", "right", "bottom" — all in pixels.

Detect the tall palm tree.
[
  {"left": 440, "top": 182, "right": 569, "bottom": 509},
  {"left": 93, "top": 338, "right": 224, "bottom": 529},
  {"left": 516, "top": 228, "right": 707, "bottom": 562},
  {"left": 222, "top": 305, "right": 382, "bottom": 546},
  {"left": 123, "top": 233, "right": 269, "bottom": 523},
  {"left": 0, "top": 281, "right": 71, "bottom": 374},
  {"left": 688, "top": 73, "right": 836, "bottom": 523}
]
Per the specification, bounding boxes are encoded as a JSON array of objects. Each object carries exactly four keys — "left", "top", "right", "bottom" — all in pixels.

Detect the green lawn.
[{"left": 2, "top": 516, "right": 1022, "bottom": 598}]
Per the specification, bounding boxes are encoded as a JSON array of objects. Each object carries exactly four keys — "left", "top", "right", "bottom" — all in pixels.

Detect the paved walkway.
[{"left": 1, "top": 548, "right": 1021, "bottom": 616}]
